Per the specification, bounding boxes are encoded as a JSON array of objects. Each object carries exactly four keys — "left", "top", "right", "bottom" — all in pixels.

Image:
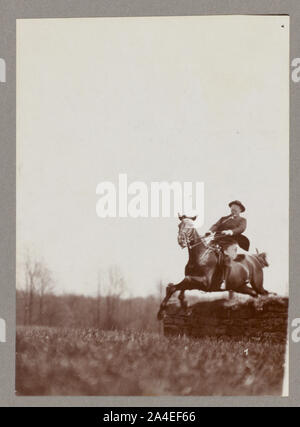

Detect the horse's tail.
[{"left": 255, "top": 249, "right": 269, "bottom": 268}]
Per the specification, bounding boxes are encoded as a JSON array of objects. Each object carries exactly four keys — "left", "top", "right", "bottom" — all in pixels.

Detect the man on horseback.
[
  {"left": 207, "top": 200, "right": 249, "bottom": 255},
  {"left": 206, "top": 200, "right": 249, "bottom": 285},
  {"left": 157, "top": 201, "right": 268, "bottom": 319}
]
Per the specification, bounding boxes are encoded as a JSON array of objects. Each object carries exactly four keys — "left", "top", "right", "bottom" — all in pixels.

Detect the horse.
[{"left": 157, "top": 216, "right": 269, "bottom": 320}]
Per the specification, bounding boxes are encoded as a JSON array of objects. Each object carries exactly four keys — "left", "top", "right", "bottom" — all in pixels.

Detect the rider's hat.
[{"left": 228, "top": 200, "right": 245, "bottom": 212}]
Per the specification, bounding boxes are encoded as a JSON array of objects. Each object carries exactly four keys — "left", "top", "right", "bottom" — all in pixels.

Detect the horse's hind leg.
[
  {"left": 236, "top": 283, "right": 258, "bottom": 298},
  {"left": 250, "top": 270, "right": 269, "bottom": 295}
]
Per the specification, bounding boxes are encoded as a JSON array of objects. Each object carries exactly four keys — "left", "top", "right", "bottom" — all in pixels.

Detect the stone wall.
[{"left": 163, "top": 292, "right": 288, "bottom": 342}]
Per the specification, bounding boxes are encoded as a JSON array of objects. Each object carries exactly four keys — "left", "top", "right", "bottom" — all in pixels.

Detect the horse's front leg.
[
  {"left": 157, "top": 276, "right": 209, "bottom": 320},
  {"left": 178, "top": 290, "right": 187, "bottom": 310},
  {"left": 177, "top": 274, "right": 210, "bottom": 308},
  {"left": 157, "top": 283, "right": 177, "bottom": 320},
  {"left": 157, "top": 278, "right": 196, "bottom": 320}
]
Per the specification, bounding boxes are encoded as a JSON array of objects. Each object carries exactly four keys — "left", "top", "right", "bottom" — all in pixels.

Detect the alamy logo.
[
  {"left": 0, "top": 318, "right": 6, "bottom": 343},
  {"left": 292, "top": 58, "right": 300, "bottom": 83},
  {"left": 291, "top": 318, "right": 300, "bottom": 343},
  {"left": 0, "top": 58, "right": 6, "bottom": 83},
  {"left": 96, "top": 174, "right": 204, "bottom": 222}
]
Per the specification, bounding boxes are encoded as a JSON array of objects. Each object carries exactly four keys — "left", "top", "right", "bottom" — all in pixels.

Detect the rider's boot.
[{"left": 223, "top": 255, "right": 232, "bottom": 290}]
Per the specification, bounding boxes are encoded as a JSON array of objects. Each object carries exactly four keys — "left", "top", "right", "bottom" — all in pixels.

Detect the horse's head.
[{"left": 177, "top": 214, "right": 197, "bottom": 248}]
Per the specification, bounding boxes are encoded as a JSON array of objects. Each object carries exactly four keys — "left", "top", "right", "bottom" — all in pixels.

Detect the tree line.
[{"left": 16, "top": 254, "right": 163, "bottom": 332}]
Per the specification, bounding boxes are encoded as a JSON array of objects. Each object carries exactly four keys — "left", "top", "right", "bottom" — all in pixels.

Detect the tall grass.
[{"left": 16, "top": 326, "right": 285, "bottom": 396}]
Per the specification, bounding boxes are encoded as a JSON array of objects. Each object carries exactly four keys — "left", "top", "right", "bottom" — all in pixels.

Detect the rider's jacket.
[{"left": 210, "top": 215, "right": 247, "bottom": 235}]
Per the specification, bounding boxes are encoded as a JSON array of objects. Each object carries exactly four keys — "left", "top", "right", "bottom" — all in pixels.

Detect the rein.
[
  {"left": 181, "top": 228, "right": 207, "bottom": 250},
  {"left": 185, "top": 231, "right": 218, "bottom": 265},
  {"left": 183, "top": 230, "right": 224, "bottom": 250},
  {"left": 179, "top": 226, "right": 223, "bottom": 272},
  {"left": 188, "top": 238, "right": 207, "bottom": 249}
]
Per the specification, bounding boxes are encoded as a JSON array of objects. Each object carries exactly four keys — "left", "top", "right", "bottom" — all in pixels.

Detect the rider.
[{"left": 206, "top": 200, "right": 250, "bottom": 284}]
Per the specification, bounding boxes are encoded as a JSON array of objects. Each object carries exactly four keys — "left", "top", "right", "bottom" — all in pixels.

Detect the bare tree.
[
  {"left": 108, "top": 265, "right": 125, "bottom": 297},
  {"left": 157, "top": 280, "right": 164, "bottom": 334},
  {"left": 96, "top": 270, "right": 103, "bottom": 328},
  {"left": 24, "top": 254, "right": 38, "bottom": 325},
  {"left": 104, "top": 265, "right": 126, "bottom": 330},
  {"left": 157, "top": 279, "right": 164, "bottom": 300},
  {"left": 36, "top": 263, "right": 53, "bottom": 325},
  {"left": 23, "top": 253, "right": 54, "bottom": 325}
]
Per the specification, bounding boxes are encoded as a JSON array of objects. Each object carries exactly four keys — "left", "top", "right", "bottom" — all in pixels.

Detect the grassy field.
[{"left": 16, "top": 326, "right": 286, "bottom": 396}]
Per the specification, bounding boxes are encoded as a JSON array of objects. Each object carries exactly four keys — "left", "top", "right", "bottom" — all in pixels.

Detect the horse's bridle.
[
  {"left": 180, "top": 228, "right": 225, "bottom": 251},
  {"left": 180, "top": 227, "right": 209, "bottom": 250},
  {"left": 178, "top": 227, "right": 224, "bottom": 267}
]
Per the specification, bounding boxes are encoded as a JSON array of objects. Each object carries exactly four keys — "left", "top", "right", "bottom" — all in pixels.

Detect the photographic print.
[{"left": 16, "top": 15, "right": 289, "bottom": 396}]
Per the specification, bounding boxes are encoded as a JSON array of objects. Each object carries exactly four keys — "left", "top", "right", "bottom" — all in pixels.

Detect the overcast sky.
[{"left": 17, "top": 16, "right": 289, "bottom": 297}]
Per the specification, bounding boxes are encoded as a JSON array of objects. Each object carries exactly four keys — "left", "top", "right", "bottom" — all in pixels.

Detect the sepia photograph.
[{"left": 16, "top": 15, "right": 289, "bottom": 396}]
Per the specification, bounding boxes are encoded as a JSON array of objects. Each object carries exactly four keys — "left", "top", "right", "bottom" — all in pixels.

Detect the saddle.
[
  {"left": 212, "top": 243, "right": 245, "bottom": 265},
  {"left": 209, "top": 243, "right": 245, "bottom": 287}
]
